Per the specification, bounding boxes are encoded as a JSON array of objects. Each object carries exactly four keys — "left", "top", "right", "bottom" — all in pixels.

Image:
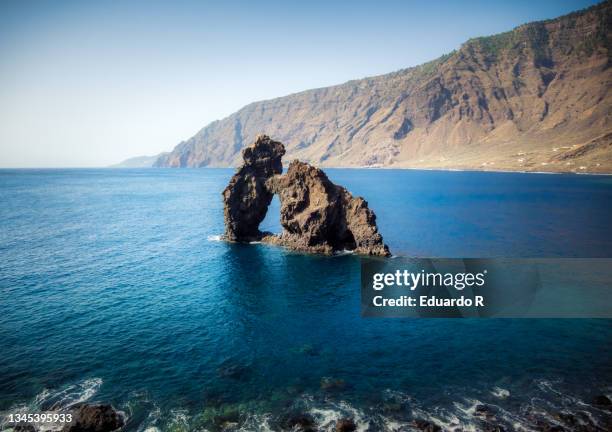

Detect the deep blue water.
[{"left": 0, "top": 168, "right": 611, "bottom": 431}]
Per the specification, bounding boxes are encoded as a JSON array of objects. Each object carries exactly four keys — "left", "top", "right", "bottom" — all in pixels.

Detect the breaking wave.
[
  {"left": 3, "top": 378, "right": 610, "bottom": 431},
  {"left": 0, "top": 378, "right": 105, "bottom": 432}
]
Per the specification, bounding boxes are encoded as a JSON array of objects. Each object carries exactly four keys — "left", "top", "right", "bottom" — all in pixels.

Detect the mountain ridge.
[
  {"left": 147, "top": 1, "right": 611, "bottom": 173},
  {"left": 110, "top": 153, "right": 167, "bottom": 168}
]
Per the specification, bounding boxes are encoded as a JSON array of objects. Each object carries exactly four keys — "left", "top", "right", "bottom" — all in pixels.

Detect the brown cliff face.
[
  {"left": 223, "top": 136, "right": 390, "bottom": 256},
  {"left": 155, "top": 2, "right": 611, "bottom": 173}
]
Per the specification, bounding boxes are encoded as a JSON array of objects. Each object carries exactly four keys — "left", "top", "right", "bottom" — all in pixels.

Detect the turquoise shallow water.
[{"left": 0, "top": 168, "right": 611, "bottom": 431}]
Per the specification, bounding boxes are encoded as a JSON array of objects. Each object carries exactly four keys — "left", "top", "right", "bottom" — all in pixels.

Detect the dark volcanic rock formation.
[
  {"left": 265, "top": 161, "right": 390, "bottom": 256},
  {"left": 222, "top": 135, "right": 285, "bottom": 241},
  {"left": 222, "top": 136, "right": 390, "bottom": 256},
  {"left": 62, "top": 404, "right": 124, "bottom": 432},
  {"left": 335, "top": 418, "right": 357, "bottom": 431}
]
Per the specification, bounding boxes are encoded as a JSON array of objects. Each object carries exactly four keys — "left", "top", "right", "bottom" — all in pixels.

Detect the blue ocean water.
[{"left": 0, "top": 168, "right": 611, "bottom": 431}]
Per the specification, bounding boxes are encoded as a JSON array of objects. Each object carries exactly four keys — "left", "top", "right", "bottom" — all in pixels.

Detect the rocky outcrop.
[
  {"left": 335, "top": 418, "right": 357, "bottom": 431},
  {"left": 155, "top": 3, "right": 611, "bottom": 173},
  {"left": 222, "top": 136, "right": 390, "bottom": 256},
  {"left": 265, "top": 161, "right": 390, "bottom": 256},
  {"left": 222, "top": 135, "right": 285, "bottom": 241},
  {"left": 62, "top": 404, "right": 124, "bottom": 432},
  {"left": 281, "top": 413, "right": 317, "bottom": 432}
]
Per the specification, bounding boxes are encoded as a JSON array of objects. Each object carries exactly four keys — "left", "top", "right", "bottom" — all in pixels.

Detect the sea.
[{"left": 0, "top": 168, "right": 611, "bottom": 431}]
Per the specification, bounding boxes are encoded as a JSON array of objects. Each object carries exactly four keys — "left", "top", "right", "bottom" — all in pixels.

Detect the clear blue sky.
[{"left": 0, "top": 0, "right": 601, "bottom": 167}]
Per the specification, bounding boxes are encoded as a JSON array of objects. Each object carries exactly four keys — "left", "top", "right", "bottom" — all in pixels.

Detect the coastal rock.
[
  {"left": 411, "top": 419, "right": 442, "bottom": 432},
  {"left": 222, "top": 136, "right": 390, "bottom": 256},
  {"left": 265, "top": 161, "right": 390, "bottom": 256},
  {"left": 281, "top": 412, "right": 316, "bottom": 431},
  {"left": 474, "top": 404, "right": 496, "bottom": 420},
  {"left": 536, "top": 424, "right": 565, "bottom": 432},
  {"left": 593, "top": 394, "right": 611, "bottom": 407},
  {"left": 62, "top": 404, "right": 124, "bottom": 432},
  {"left": 335, "top": 418, "right": 357, "bottom": 431},
  {"left": 13, "top": 425, "right": 37, "bottom": 432},
  {"left": 222, "top": 135, "right": 285, "bottom": 241},
  {"left": 483, "top": 425, "right": 506, "bottom": 432}
]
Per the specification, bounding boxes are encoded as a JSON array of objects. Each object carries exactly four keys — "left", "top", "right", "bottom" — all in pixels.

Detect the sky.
[{"left": 0, "top": 0, "right": 601, "bottom": 168}]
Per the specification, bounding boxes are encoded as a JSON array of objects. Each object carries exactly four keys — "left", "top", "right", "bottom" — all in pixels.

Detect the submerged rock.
[
  {"left": 201, "top": 404, "right": 241, "bottom": 429},
  {"left": 222, "top": 135, "right": 285, "bottom": 241},
  {"left": 297, "top": 343, "right": 320, "bottom": 356},
  {"left": 216, "top": 363, "right": 252, "bottom": 381},
  {"left": 320, "top": 376, "right": 347, "bottom": 391},
  {"left": 222, "top": 135, "right": 390, "bottom": 256},
  {"left": 62, "top": 404, "right": 124, "bottom": 432}
]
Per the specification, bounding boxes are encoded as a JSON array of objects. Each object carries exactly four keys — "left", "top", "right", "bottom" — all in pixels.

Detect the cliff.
[{"left": 155, "top": 2, "right": 612, "bottom": 173}]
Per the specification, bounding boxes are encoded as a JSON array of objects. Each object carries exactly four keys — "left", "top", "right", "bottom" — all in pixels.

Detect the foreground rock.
[
  {"left": 593, "top": 394, "right": 611, "bottom": 408},
  {"left": 411, "top": 419, "right": 442, "bottom": 432},
  {"left": 62, "top": 404, "right": 124, "bottom": 432},
  {"left": 222, "top": 135, "right": 285, "bottom": 241},
  {"left": 222, "top": 135, "right": 390, "bottom": 256},
  {"left": 281, "top": 412, "right": 316, "bottom": 431},
  {"left": 335, "top": 418, "right": 357, "bottom": 431}
]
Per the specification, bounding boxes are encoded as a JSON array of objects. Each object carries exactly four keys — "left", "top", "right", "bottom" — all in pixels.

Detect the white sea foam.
[
  {"left": 309, "top": 407, "right": 343, "bottom": 427},
  {"left": 453, "top": 397, "right": 482, "bottom": 417},
  {"left": 28, "top": 377, "right": 103, "bottom": 410},
  {"left": 7, "top": 378, "right": 608, "bottom": 432},
  {"left": 237, "top": 413, "right": 274, "bottom": 431},
  {"left": 412, "top": 405, "right": 464, "bottom": 432},
  {"left": 380, "top": 416, "right": 409, "bottom": 431},
  {"left": 0, "top": 378, "right": 104, "bottom": 432},
  {"left": 137, "top": 406, "right": 162, "bottom": 432},
  {"left": 306, "top": 399, "right": 369, "bottom": 432},
  {"left": 207, "top": 234, "right": 223, "bottom": 242},
  {"left": 491, "top": 386, "right": 510, "bottom": 399}
]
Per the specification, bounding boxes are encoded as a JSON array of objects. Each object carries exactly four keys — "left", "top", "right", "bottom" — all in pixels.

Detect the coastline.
[
  {"left": 97, "top": 165, "right": 612, "bottom": 176},
  {"left": 4, "top": 163, "right": 612, "bottom": 176}
]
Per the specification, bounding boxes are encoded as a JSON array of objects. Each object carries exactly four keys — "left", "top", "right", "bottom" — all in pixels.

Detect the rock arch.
[{"left": 222, "top": 135, "right": 390, "bottom": 256}]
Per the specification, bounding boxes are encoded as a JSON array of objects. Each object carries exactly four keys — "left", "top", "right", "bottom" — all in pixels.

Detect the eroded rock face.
[
  {"left": 222, "top": 136, "right": 390, "bottom": 256},
  {"left": 62, "top": 404, "right": 124, "bottom": 432},
  {"left": 265, "top": 161, "right": 390, "bottom": 256},
  {"left": 222, "top": 135, "right": 285, "bottom": 241}
]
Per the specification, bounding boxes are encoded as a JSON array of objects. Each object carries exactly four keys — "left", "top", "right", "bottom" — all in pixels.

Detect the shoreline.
[
  {"left": 3, "top": 376, "right": 610, "bottom": 432},
  {"left": 2, "top": 166, "right": 612, "bottom": 176}
]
